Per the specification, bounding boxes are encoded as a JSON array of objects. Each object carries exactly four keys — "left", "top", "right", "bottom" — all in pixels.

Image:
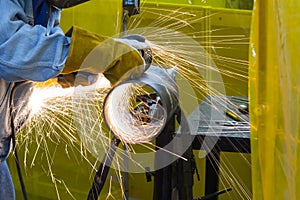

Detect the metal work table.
[{"left": 191, "top": 96, "right": 250, "bottom": 199}]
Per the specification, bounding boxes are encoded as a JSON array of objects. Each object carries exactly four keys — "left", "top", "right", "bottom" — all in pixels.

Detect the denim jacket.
[{"left": 0, "top": 0, "right": 70, "bottom": 161}]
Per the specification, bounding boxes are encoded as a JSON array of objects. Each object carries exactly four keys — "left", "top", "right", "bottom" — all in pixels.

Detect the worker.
[{"left": 0, "top": 0, "right": 148, "bottom": 199}]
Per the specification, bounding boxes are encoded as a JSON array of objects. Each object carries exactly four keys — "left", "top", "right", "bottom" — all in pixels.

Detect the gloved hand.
[
  {"left": 62, "top": 26, "right": 151, "bottom": 85},
  {"left": 114, "top": 34, "right": 152, "bottom": 70}
]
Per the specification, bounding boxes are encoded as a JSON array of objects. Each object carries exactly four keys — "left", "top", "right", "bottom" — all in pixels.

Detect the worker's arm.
[
  {"left": 0, "top": 0, "right": 148, "bottom": 85},
  {"left": 0, "top": 0, "right": 70, "bottom": 82}
]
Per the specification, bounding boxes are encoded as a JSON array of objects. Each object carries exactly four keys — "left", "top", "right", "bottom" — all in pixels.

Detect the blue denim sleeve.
[
  {"left": 0, "top": 161, "right": 15, "bottom": 200},
  {"left": 0, "top": 0, "right": 70, "bottom": 82}
]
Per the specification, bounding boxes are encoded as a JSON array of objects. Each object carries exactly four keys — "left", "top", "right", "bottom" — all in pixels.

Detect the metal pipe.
[{"left": 103, "top": 65, "right": 178, "bottom": 144}]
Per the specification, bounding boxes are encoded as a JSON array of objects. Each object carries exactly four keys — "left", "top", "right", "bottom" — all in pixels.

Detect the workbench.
[{"left": 192, "top": 96, "right": 250, "bottom": 199}]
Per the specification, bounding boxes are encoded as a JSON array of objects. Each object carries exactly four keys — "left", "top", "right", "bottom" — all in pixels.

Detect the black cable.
[
  {"left": 87, "top": 137, "right": 120, "bottom": 200},
  {"left": 11, "top": 127, "right": 28, "bottom": 200},
  {"left": 9, "top": 82, "right": 28, "bottom": 200}
]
